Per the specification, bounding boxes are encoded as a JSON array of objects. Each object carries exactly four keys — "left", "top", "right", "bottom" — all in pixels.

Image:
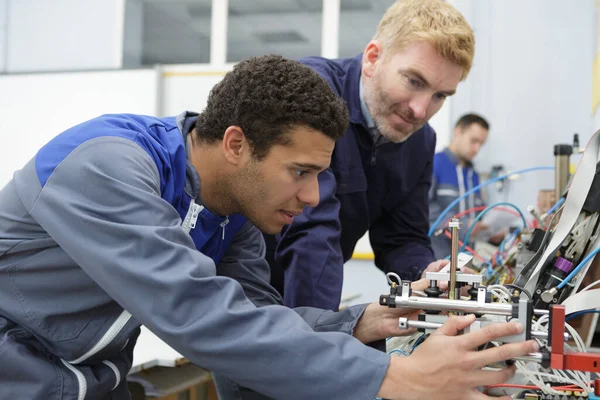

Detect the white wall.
[
  {"left": 0, "top": 0, "right": 7, "bottom": 72},
  {"left": 0, "top": 69, "right": 158, "bottom": 188},
  {"left": 450, "top": 0, "right": 596, "bottom": 213},
  {"left": 6, "top": 0, "right": 125, "bottom": 72},
  {"left": 160, "top": 65, "right": 230, "bottom": 117}
]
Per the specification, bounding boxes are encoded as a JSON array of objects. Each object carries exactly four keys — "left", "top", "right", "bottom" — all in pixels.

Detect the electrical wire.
[
  {"left": 449, "top": 205, "right": 523, "bottom": 221},
  {"left": 513, "top": 203, "right": 564, "bottom": 288},
  {"left": 545, "top": 197, "right": 566, "bottom": 217},
  {"left": 461, "top": 202, "right": 528, "bottom": 252},
  {"left": 386, "top": 272, "right": 402, "bottom": 286},
  {"left": 565, "top": 309, "right": 600, "bottom": 321},
  {"left": 504, "top": 284, "right": 532, "bottom": 299},
  {"left": 557, "top": 246, "right": 600, "bottom": 289},
  {"left": 442, "top": 230, "right": 487, "bottom": 261},
  {"left": 580, "top": 278, "right": 600, "bottom": 292},
  {"left": 428, "top": 166, "right": 555, "bottom": 237}
]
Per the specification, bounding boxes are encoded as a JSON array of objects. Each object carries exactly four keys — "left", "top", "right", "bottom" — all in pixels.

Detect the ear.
[
  {"left": 362, "top": 40, "right": 382, "bottom": 78},
  {"left": 222, "top": 126, "right": 250, "bottom": 166}
]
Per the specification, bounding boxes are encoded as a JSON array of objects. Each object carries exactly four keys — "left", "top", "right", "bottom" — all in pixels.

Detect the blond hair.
[{"left": 374, "top": 0, "right": 475, "bottom": 81}]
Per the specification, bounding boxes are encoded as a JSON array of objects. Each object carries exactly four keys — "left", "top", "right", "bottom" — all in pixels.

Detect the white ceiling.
[{"left": 129, "top": 0, "right": 395, "bottom": 65}]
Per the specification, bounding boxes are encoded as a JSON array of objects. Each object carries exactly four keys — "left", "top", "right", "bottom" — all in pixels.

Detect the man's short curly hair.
[{"left": 194, "top": 55, "right": 349, "bottom": 160}]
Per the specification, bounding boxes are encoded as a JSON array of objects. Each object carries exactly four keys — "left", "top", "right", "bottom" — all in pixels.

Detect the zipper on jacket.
[
  {"left": 188, "top": 203, "right": 203, "bottom": 230},
  {"left": 220, "top": 217, "right": 230, "bottom": 240},
  {"left": 182, "top": 201, "right": 204, "bottom": 233}
]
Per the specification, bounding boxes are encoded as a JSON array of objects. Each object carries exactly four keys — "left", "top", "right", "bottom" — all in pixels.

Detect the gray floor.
[{"left": 340, "top": 260, "right": 390, "bottom": 308}]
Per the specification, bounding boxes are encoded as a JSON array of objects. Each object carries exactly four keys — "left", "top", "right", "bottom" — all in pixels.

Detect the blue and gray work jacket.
[
  {"left": 429, "top": 148, "right": 484, "bottom": 259},
  {"left": 0, "top": 112, "right": 389, "bottom": 399}
]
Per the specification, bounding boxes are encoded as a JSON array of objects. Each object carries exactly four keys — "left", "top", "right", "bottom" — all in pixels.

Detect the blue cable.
[
  {"left": 545, "top": 197, "right": 565, "bottom": 216},
  {"left": 496, "top": 228, "right": 521, "bottom": 264},
  {"left": 557, "top": 246, "right": 600, "bottom": 289},
  {"left": 428, "top": 166, "right": 554, "bottom": 237},
  {"left": 388, "top": 349, "right": 409, "bottom": 356},
  {"left": 565, "top": 309, "right": 600, "bottom": 321},
  {"left": 411, "top": 334, "right": 426, "bottom": 352},
  {"left": 460, "top": 202, "right": 528, "bottom": 253}
]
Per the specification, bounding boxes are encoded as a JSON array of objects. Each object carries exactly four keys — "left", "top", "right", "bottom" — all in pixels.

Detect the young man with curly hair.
[{"left": 0, "top": 54, "right": 536, "bottom": 399}]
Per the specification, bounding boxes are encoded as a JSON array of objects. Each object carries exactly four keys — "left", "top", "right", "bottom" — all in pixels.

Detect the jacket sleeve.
[
  {"left": 24, "top": 137, "right": 389, "bottom": 400},
  {"left": 274, "top": 168, "right": 345, "bottom": 311},
  {"left": 219, "top": 220, "right": 378, "bottom": 338},
  {"left": 370, "top": 137, "right": 436, "bottom": 281}
]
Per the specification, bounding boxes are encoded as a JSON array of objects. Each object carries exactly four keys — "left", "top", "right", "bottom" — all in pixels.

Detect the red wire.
[
  {"left": 446, "top": 205, "right": 532, "bottom": 229},
  {"left": 443, "top": 230, "right": 487, "bottom": 261},
  {"left": 483, "top": 383, "right": 585, "bottom": 393}
]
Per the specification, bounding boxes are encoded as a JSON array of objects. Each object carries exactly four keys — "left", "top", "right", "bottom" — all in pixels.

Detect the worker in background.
[
  {"left": 429, "top": 113, "right": 505, "bottom": 259},
  {"left": 266, "top": 0, "right": 473, "bottom": 312},
  {"left": 0, "top": 54, "right": 536, "bottom": 400}
]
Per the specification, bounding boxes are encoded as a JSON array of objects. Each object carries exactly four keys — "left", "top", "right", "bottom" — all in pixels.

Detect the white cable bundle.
[{"left": 514, "top": 314, "right": 593, "bottom": 395}]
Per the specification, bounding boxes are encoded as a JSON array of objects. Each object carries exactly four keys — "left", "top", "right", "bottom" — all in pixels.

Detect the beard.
[
  {"left": 365, "top": 77, "right": 425, "bottom": 143},
  {"left": 229, "top": 161, "right": 277, "bottom": 234}
]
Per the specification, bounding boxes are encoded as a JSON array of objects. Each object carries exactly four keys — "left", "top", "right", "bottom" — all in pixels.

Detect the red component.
[
  {"left": 595, "top": 378, "right": 600, "bottom": 396},
  {"left": 550, "top": 305, "right": 600, "bottom": 373},
  {"left": 563, "top": 353, "right": 600, "bottom": 373},
  {"left": 550, "top": 305, "right": 565, "bottom": 370}
]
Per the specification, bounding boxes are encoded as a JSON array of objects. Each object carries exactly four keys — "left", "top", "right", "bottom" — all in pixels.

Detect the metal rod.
[
  {"left": 513, "top": 352, "right": 544, "bottom": 363},
  {"left": 530, "top": 330, "right": 571, "bottom": 341},
  {"left": 449, "top": 217, "right": 460, "bottom": 301},
  {"left": 554, "top": 144, "right": 572, "bottom": 202},
  {"left": 393, "top": 295, "right": 549, "bottom": 316},
  {"left": 399, "top": 319, "right": 569, "bottom": 341}
]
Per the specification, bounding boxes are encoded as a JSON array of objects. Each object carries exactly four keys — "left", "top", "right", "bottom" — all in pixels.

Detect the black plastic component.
[
  {"left": 424, "top": 284, "right": 442, "bottom": 314},
  {"left": 533, "top": 260, "right": 571, "bottom": 309},
  {"left": 510, "top": 300, "right": 533, "bottom": 339},
  {"left": 525, "top": 302, "right": 533, "bottom": 340},
  {"left": 582, "top": 162, "right": 600, "bottom": 213},
  {"left": 526, "top": 228, "right": 546, "bottom": 252},
  {"left": 540, "top": 347, "right": 551, "bottom": 369},
  {"left": 417, "top": 313, "right": 430, "bottom": 329},
  {"left": 554, "top": 144, "right": 573, "bottom": 156},
  {"left": 547, "top": 307, "right": 554, "bottom": 348},
  {"left": 379, "top": 295, "right": 396, "bottom": 307},
  {"left": 425, "top": 286, "right": 443, "bottom": 298},
  {"left": 467, "top": 286, "right": 479, "bottom": 300},
  {"left": 512, "top": 304, "right": 519, "bottom": 319}
]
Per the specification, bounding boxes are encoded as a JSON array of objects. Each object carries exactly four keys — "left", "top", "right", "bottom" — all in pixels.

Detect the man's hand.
[
  {"left": 420, "top": 259, "right": 450, "bottom": 279},
  {"left": 377, "top": 314, "right": 539, "bottom": 400},
  {"left": 416, "top": 259, "right": 476, "bottom": 292},
  {"left": 353, "top": 302, "right": 422, "bottom": 344}
]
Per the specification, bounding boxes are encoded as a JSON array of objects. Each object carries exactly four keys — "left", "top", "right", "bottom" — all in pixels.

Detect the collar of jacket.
[
  {"left": 343, "top": 54, "right": 371, "bottom": 129},
  {"left": 443, "top": 147, "right": 474, "bottom": 168}
]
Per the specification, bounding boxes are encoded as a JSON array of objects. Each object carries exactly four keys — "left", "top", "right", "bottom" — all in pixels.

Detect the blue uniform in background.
[
  {"left": 265, "top": 54, "right": 436, "bottom": 311},
  {"left": 429, "top": 148, "right": 484, "bottom": 259}
]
